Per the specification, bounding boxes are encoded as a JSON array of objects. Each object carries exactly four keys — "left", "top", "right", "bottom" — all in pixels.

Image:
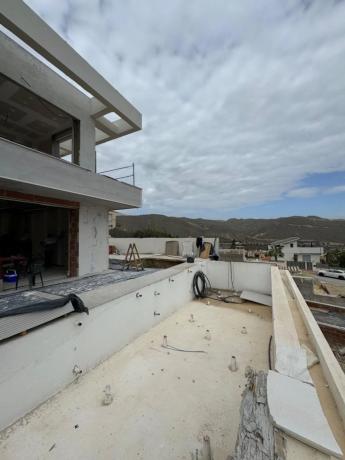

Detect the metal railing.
[{"left": 98, "top": 162, "right": 135, "bottom": 186}]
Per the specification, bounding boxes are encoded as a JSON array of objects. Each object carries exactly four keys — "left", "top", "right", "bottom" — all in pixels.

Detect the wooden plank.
[
  {"left": 231, "top": 367, "right": 279, "bottom": 460},
  {"left": 199, "top": 242, "right": 212, "bottom": 259}
]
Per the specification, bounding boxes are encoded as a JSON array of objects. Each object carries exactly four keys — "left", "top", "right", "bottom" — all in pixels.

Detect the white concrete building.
[
  {"left": 269, "top": 237, "right": 324, "bottom": 265},
  {"left": 0, "top": 0, "right": 142, "bottom": 278}
]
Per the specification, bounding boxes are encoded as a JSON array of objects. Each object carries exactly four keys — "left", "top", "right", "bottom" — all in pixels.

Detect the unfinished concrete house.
[
  {"left": 1, "top": 2, "right": 345, "bottom": 460},
  {"left": 0, "top": 0, "right": 141, "bottom": 284}
]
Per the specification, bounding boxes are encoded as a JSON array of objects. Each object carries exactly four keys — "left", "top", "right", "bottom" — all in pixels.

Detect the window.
[
  {"left": 0, "top": 73, "right": 80, "bottom": 164},
  {"left": 51, "top": 121, "right": 80, "bottom": 164}
]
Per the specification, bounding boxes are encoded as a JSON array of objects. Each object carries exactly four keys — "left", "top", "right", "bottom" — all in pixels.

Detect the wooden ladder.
[{"left": 122, "top": 243, "right": 144, "bottom": 271}]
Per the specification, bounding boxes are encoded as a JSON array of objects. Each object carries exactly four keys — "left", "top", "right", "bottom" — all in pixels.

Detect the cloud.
[
  {"left": 324, "top": 185, "right": 345, "bottom": 195},
  {"left": 287, "top": 187, "right": 320, "bottom": 198},
  {"left": 23, "top": 0, "right": 345, "bottom": 217}
]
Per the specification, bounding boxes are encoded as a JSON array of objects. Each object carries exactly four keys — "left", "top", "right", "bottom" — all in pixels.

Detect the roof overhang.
[{"left": 0, "top": 0, "right": 142, "bottom": 145}]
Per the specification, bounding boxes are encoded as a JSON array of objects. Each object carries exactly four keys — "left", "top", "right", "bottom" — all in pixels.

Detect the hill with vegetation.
[{"left": 112, "top": 214, "right": 345, "bottom": 244}]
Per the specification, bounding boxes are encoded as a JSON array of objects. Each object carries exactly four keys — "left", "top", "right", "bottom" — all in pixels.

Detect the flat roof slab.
[{"left": 0, "top": 300, "right": 272, "bottom": 459}]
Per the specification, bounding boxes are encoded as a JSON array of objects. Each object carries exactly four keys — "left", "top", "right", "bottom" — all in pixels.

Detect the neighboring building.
[
  {"left": 268, "top": 237, "right": 324, "bottom": 264},
  {"left": 0, "top": 0, "right": 142, "bottom": 278}
]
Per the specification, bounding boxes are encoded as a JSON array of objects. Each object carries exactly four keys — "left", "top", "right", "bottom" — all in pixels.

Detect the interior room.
[
  {"left": 0, "top": 199, "right": 69, "bottom": 291},
  {"left": 0, "top": 73, "right": 79, "bottom": 163}
]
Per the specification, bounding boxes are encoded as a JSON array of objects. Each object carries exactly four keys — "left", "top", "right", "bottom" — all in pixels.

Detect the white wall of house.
[
  {"left": 280, "top": 243, "right": 323, "bottom": 263},
  {"left": 109, "top": 237, "right": 219, "bottom": 256},
  {"left": 268, "top": 240, "right": 323, "bottom": 264},
  {"left": 0, "top": 31, "right": 142, "bottom": 279},
  {"left": 79, "top": 204, "right": 109, "bottom": 275}
]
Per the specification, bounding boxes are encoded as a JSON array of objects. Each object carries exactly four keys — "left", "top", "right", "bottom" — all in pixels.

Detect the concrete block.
[
  {"left": 267, "top": 371, "right": 342, "bottom": 458},
  {"left": 240, "top": 290, "right": 272, "bottom": 307}
]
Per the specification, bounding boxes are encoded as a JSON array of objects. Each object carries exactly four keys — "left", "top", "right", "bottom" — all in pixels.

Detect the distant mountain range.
[{"left": 115, "top": 214, "right": 345, "bottom": 244}]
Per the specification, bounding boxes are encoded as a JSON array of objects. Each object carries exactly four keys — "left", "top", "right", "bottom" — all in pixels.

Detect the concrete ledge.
[
  {"left": 271, "top": 267, "right": 311, "bottom": 384},
  {"left": 81, "top": 262, "right": 195, "bottom": 310},
  {"left": 0, "top": 138, "right": 142, "bottom": 208},
  {"left": 286, "top": 271, "right": 345, "bottom": 430}
]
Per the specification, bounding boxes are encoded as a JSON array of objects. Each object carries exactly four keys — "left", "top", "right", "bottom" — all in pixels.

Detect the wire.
[
  {"left": 268, "top": 335, "right": 273, "bottom": 370},
  {"left": 162, "top": 344, "right": 206, "bottom": 353},
  {"left": 192, "top": 271, "right": 211, "bottom": 298},
  {"left": 192, "top": 270, "right": 235, "bottom": 303}
]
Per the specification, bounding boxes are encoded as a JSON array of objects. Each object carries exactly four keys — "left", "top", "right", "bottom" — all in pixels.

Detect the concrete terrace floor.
[{"left": 0, "top": 300, "right": 272, "bottom": 460}]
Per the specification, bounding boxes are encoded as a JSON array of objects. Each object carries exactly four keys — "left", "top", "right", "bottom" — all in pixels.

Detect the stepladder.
[{"left": 122, "top": 243, "right": 144, "bottom": 271}]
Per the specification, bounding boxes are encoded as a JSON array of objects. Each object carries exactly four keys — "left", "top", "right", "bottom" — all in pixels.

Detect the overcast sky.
[{"left": 25, "top": 0, "right": 345, "bottom": 219}]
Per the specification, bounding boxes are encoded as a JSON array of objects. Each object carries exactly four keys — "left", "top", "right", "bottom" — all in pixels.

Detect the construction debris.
[
  {"left": 301, "top": 344, "right": 319, "bottom": 369},
  {"left": 240, "top": 290, "right": 272, "bottom": 307},
  {"left": 231, "top": 367, "right": 276, "bottom": 460}
]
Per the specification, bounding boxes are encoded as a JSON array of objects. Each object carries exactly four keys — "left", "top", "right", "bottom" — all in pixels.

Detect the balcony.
[{"left": 0, "top": 137, "right": 142, "bottom": 209}]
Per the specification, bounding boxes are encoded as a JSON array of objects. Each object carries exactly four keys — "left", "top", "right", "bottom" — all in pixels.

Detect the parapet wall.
[
  {"left": 0, "top": 264, "right": 197, "bottom": 431},
  {"left": 202, "top": 260, "right": 272, "bottom": 295},
  {"left": 109, "top": 237, "right": 219, "bottom": 256}
]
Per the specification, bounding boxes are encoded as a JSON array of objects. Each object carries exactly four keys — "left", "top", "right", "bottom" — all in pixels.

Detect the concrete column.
[
  {"left": 78, "top": 204, "right": 108, "bottom": 275},
  {"left": 79, "top": 118, "right": 96, "bottom": 172}
]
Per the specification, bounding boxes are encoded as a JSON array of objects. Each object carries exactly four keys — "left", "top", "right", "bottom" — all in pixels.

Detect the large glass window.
[{"left": 0, "top": 73, "right": 80, "bottom": 164}]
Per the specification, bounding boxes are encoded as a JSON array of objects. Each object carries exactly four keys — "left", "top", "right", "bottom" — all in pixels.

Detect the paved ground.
[
  {"left": 314, "top": 275, "right": 345, "bottom": 287},
  {"left": 312, "top": 310, "right": 345, "bottom": 329},
  {"left": 293, "top": 277, "right": 345, "bottom": 308}
]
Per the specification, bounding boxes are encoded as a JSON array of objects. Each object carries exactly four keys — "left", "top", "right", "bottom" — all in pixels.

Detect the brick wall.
[{"left": 68, "top": 208, "right": 79, "bottom": 277}]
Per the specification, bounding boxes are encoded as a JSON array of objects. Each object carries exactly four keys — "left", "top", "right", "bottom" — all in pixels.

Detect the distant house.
[{"left": 268, "top": 237, "right": 324, "bottom": 265}]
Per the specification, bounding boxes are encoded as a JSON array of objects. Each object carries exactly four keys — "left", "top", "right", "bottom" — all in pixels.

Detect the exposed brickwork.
[
  {"left": 68, "top": 208, "right": 79, "bottom": 277},
  {"left": 0, "top": 189, "right": 79, "bottom": 209}
]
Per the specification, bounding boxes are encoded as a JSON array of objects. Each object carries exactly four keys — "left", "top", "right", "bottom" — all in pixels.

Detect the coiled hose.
[
  {"left": 192, "top": 270, "right": 238, "bottom": 303},
  {"left": 192, "top": 271, "right": 212, "bottom": 298}
]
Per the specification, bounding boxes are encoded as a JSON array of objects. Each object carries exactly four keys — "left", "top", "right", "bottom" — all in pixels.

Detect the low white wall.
[
  {"left": 203, "top": 260, "right": 271, "bottom": 295},
  {"left": 109, "top": 237, "right": 219, "bottom": 256},
  {"left": 0, "top": 265, "right": 197, "bottom": 431}
]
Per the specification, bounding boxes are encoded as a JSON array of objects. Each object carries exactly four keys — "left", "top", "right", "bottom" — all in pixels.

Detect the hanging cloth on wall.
[{"left": 0, "top": 293, "right": 88, "bottom": 318}]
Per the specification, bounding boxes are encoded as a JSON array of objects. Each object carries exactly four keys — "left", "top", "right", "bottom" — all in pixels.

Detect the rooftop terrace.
[{"left": 0, "top": 260, "right": 344, "bottom": 459}]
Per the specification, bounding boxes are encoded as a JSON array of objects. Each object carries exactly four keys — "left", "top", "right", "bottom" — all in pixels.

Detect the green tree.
[
  {"left": 133, "top": 227, "right": 177, "bottom": 238},
  {"left": 326, "top": 250, "right": 345, "bottom": 268},
  {"left": 267, "top": 245, "right": 284, "bottom": 261},
  {"left": 339, "top": 251, "right": 345, "bottom": 268}
]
